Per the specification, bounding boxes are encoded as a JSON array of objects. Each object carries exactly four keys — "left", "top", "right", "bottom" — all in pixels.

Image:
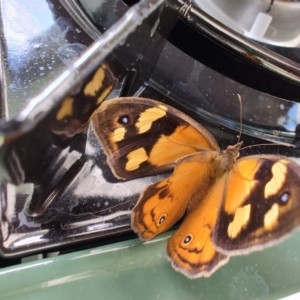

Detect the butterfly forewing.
[
  {"left": 213, "top": 156, "right": 300, "bottom": 255},
  {"left": 92, "top": 98, "right": 219, "bottom": 180}
]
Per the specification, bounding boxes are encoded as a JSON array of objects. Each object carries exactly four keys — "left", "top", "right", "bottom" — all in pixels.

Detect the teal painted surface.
[{"left": 1, "top": 231, "right": 300, "bottom": 299}]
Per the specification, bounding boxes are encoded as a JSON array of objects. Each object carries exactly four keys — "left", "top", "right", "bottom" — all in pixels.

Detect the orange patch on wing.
[
  {"left": 125, "top": 148, "right": 149, "bottom": 171},
  {"left": 136, "top": 106, "right": 167, "bottom": 134},
  {"left": 224, "top": 158, "right": 263, "bottom": 214},
  {"left": 227, "top": 204, "right": 251, "bottom": 239},
  {"left": 264, "top": 203, "right": 279, "bottom": 230},
  {"left": 84, "top": 67, "right": 105, "bottom": 97},
  {"left": 97, "top": 85, "right": 113, "bottom": 104},
  {"left": 264, "top": 160, "right": 287, "bottom": 198},
  {"left": 56, "top": 96, "right": 74, "bottom": 121},
  {"left": 111, "top": 127, "right": 126, "bottom": 143},
  {"left": 149, "top": 125, "right": 217, "bottom": 167}
]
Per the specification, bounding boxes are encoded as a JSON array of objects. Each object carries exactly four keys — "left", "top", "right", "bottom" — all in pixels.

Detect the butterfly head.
[{"left": 225, "top": 141, "right": 243, "bottom": 158}]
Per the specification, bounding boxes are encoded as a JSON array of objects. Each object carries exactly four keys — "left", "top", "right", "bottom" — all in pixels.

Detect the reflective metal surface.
[
  {"left": 0, "top": 0, "right": 168, "bottom": 257},
  {"left": 194, "top": 0, "right": 300, "bottom": 47},
  {"left": 167, "top": 0, "right": 300, "bottom": 100},
  {"left": 0, "top": 0, "right": 300, "bottom": 266},
  {"left": 1, "top": 0, "right": 92, "bottom": 118}
]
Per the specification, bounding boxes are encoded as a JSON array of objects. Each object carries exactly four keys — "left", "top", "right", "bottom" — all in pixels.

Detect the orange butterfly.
[{"left": 92, "top": 97, "right": 300, "bottom": 278}]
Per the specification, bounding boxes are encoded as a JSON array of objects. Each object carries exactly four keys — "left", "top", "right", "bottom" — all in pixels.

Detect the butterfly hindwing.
[
  {"left": 213, "top": 156, "right": 300, "bottom": 255},
  {"left": 132, "top": 151, "right": 221, "bottom": 241},
  {"left": 166, "top": 170, "right": 229, "bottom": 278},
  {"left": 92, "top": 97, "right": 219, "bottom": 180},
  {"left": 134, "top": 147, "right": 240, "bottom": 278}
]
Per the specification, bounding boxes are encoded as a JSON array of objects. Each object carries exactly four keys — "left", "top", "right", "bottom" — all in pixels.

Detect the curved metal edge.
[
  {"left": 58, "top": 0, "right": 102, "bottom": 40},
  {"left": 0, "top": 0, "right": 166, "bottom": 139},
  {"left": 167, "top": 0, "right": 300, "bottom": 88}
]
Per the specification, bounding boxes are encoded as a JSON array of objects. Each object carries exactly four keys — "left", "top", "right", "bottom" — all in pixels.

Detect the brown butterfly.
[{"left": 92, "top": 97, "right": 300, "bottom": 278}]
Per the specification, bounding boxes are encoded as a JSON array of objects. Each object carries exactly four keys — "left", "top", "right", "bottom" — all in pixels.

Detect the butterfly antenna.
[
  {"left": 240, "top": 143, "right": 270, "bottom": 152},
  {"left": 240, "top": 142, "right": 295, "bottom": 153},
  {"left": 237, "top": 93, "right": 242, "bottom": 144}
]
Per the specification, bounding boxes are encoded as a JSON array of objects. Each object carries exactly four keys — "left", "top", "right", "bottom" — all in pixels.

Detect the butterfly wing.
[
  {"left": 213, "top": 156, "right": 300, "bottom": 255},
  {"left": 132, "top": 151, "right": 221, "bottom": 241},
  {"left": 166, "top": 171, "right": 229, "bottom": 278},
  {"left": 92, "top": 97, "right": 219, "bottom": 179}
]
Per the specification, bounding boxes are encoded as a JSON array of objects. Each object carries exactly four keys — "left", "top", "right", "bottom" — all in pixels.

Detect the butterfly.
[{"left": 92, "top": 97, "right": 300, "bottom": 278}]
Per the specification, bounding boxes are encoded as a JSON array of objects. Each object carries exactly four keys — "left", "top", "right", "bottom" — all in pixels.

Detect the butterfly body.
[{"left": 92, "top": 97, "right": 300, "bottom": 278}]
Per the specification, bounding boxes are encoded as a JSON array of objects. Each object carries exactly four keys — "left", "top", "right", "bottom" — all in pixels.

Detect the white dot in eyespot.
[
  {"left": 119, "top": 115, "right": 129, "bottom": 124},
  {"left": 280, "top": 193, "right": 289, "bottom": 203},
  {"left": 159, "top": 215, "right": 166, "bottom": 224},
  {"left": 184, "top": 235, "right": 192, "bottom": 244}
]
